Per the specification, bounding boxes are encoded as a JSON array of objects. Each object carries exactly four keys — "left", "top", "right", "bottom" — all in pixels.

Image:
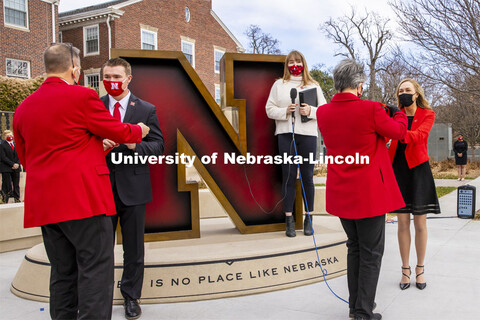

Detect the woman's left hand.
[{"left": 299, "top": 103, "right": 311, "bottom": 116}]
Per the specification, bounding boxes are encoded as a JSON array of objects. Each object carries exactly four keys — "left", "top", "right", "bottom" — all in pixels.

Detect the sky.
[{"left": 58, "top": 0, "right": 401, "bottom": 71}]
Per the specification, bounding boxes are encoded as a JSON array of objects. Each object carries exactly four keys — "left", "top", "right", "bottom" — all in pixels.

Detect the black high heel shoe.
[
  {"left": 416, "top": 265, "right": 427, "bottom": 290},
  {"left": 399, "top": 266, "right": 411, "bottom": 290}
]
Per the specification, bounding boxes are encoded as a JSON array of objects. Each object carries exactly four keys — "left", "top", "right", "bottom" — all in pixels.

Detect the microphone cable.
[
  {"left": 291, "top": 115, "right": 349, "bottom": 305},
  {"left": 242, "top": 138, "right": 294, "bottom": 215},
  {"left": 241, "top": 101, "right": 348, "bottom": 304}
]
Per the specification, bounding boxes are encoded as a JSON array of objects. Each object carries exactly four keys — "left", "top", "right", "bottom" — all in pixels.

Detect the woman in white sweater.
[{"left": 265, "top": 50, "right": 326, "bottom": 237}]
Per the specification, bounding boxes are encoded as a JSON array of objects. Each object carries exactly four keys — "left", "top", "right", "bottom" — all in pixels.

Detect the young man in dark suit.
[
  {"left": 101, "top": 58, "right": 164, "bottom": 320},
  {"left": 0, "top": 130, "right": 21, "bottom": 203}
]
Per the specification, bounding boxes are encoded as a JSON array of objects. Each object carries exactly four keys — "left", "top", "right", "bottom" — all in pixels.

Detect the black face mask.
[{"left": 399, "top": 93, "right": 414, "bottom": 107}]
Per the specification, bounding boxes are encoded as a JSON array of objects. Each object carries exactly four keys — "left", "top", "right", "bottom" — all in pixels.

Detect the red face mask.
[
  {"left": 6, "top": 136, "right": 13, "bottom": 142},
  {"left": 103, "top": 79, "right": 126, "bottom": 97},
  {"left": 288, "top": 65, "right": 303, "bottom": 76}
]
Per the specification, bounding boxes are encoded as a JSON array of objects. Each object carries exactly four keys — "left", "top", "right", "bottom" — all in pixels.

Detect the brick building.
[
  {"left": 59, "top": 0, "right": 244, "bottom": 100},
  {"left": 1, "top": 0, "right": 59, "bottom": 79}
]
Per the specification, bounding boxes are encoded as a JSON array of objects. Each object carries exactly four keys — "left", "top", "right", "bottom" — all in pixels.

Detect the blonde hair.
[
  {"left": 2, "top": 130, "right": 13, "bottom": 140},
  {"left": 282, "top": 50, "right": 318, "bottom": 86},
  {"left": 396, "top": 78, "right": 432, "bottom": 110}
]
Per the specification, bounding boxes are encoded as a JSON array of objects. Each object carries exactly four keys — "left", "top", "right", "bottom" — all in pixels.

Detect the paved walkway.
[{"left": 1, "top": 178, "right": 479, "bottom": 319}]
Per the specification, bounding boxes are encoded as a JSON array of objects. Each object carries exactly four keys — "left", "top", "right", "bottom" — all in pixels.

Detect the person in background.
[
  {"left": 317, "top": 59, "right": 407, "bottom": 320},
  {"left": 265, "top": 50, "right": 327, "bottom": 237},
  {"left": 13, "top": 43, "right": 149, "bottom": 320},
  {"left": 0, "top": 130, "right": 21, "bottom": 203},
  {"left": 453, "top": 134, "right": 468, "bottom": 181},
  {"left": 389, "top": 78, "right": 440, "bottom": 291},
  {"left": 101, "top": 57, "right": 164, "bottom": 320}
]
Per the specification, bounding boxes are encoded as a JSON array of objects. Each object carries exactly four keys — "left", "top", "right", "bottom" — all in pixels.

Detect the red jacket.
[
  {"left": 388, "top": 107, "right": 434, "bottom": 168},
  {"left": 316, "top": 93, "right": 407, "bottom": 219},
  {"left": 13, "top": 77, "right": 142, "bottom": 228}
]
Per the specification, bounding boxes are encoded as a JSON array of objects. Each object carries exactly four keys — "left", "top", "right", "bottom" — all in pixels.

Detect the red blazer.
[
  {"left": 13, "top": 77, "right": 142, "bottom": 228},
  {"left": 388, "top": 107, "right": 434, "bottom": 168},
  {"left": 316, "top": 93, "right": 407, "bottom": 219}
]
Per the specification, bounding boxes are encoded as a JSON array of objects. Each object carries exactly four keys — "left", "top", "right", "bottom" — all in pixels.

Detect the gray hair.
[
  {"left": 44, "top": 43, "right": 81, "bottom": 74},
  {"left": 333, "top": 59, "right": 367, "bottom": 92}
]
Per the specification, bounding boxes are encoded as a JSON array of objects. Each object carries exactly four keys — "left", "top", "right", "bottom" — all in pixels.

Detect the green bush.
[{"left": 0, "top": 76, "right": 45, "bottom": 111}]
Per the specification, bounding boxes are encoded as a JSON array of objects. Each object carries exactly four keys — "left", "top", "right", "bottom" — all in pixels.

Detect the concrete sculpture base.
[{"left": 11, "top": 216, "right": 346, "bottom": 303}]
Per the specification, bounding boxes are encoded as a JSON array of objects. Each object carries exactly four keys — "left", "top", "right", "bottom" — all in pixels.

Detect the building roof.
[
  {"left": 59, "top": 0, "right": 132, "bottom": 17},
  {"left": 59, "top": 0, "right": 244, "bottom": 51}
]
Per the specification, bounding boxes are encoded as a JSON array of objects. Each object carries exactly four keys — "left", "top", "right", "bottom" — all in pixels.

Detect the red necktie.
[
  {"left": 113, "top": 102, "right": 121, "bottom": 121},
  {"left": 10, "top": 143, "right": 14, "bottom": 151}
]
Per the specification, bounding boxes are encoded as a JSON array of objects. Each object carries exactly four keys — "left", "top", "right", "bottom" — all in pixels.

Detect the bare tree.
[
  {"left": 244, "top": 25, "right": 281, "bottom": 55},
  {"left": 390, "top": 0, "right": 480, "bottom": 97},
  {"left": 377, "top": 47, "right": 444, "bottom": 107},
  {"left": 320, "top": 8, "right": 392, "bottom": 101},
  {"left": 391, "top": 0, "right": 480, "bottom": 159},
  {"left": 436, "top": 75, "right": 480, "bottom": 160}
]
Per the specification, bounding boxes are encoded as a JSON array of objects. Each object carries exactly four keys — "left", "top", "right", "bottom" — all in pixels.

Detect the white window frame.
[
  {"left": 3, "top": 0, "right": 29, "bottom": 31},
  {"left": 141, "top": 29, "right": 157, "bottom": 50},
  {"left": 214, "top": 49, "right": 225, "bottom": 74},
  {"left": 181, "top": 39, "right": 195, "bottom": 68},
  {"left": 83, "top": 24, "right": 100, "bottom": 56},
  {"left": 6, "top": 58, "right": 30, "bottom": 79},
  {"left": 214, "top": 84, "right": 221, "bottom": 105},
  {"left": 84, "top": 73, "right": 100, "bottom": 92}
]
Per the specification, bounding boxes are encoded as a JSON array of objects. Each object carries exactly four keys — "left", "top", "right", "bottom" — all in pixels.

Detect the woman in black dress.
[
  {"left": 453, "top": 135, "right": 468, "bottom": 181},
  {"left": 388, "top": 79, "right": 440, "bottom": 291}
]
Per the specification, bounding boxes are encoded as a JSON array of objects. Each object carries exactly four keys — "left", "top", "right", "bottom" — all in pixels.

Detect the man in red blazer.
[
  {"left": 317, "top": 59, "right": 407, "bottom": 320},
  {"left": 13, "top": 43, "right": 150, "bottom": 320}
]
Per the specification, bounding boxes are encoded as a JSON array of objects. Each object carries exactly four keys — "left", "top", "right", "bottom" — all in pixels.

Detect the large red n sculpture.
[{"left": 112, "top": 49, "right": 303, "bottom": 241}]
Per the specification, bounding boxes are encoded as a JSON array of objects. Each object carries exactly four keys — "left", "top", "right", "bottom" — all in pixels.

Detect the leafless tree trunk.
[
  {"left": 320, "top": 8, "right": 392, "bottom": 101},
  {"left": 244, "top": 25, "right": 281, "bottom": 55}
]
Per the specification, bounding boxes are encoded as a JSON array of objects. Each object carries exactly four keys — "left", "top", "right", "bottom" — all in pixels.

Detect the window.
[
  {"left": 184, "top": 7, "right": 190, "bottom": 22},
  {"left": 6, "top": 58, "right": 30, "bottom": 78},
  {"left": 215, "top": 84, "right": 221, "bottom": 104},
  {"left": 4, "top": 0, "right": 28, "bottom": 29},
  {"left": 214, "top": 49, "right": 224, "bottom": 73},
  {"left": 85, "top": 73, "right": 100, "bottom": 92},
  {"left": 141, "top": 29, "right": 157, "bottom": 50},
  {"left": 83, "top": 25, "right": 99, "bottom": 55},
  {"left": 181, "top": 40, "right": 195, "bottom": 68},
  {"left": 58, "top": 31, "right": 62, "bottom": 43}
]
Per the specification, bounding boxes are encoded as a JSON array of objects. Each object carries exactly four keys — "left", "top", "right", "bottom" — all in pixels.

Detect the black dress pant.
[
  {"left": 111, "top": 187, "right": 145, "bottom": 300},
  {"left": 1, "top": 172, "right": 11, "bottom": 197},
  {"left": 1, "top": 171, "right": 20, "bottom": 200},
  {"left": 340, "top": 214, "right": 385, "bottom": 319},
  {"left": 41, "top": 215, "right": 114, "bottom": 320},
  {"left": 277, "top": 133, "right": 316, "bottom": 212},
  {"left": 9, "top": 171, "right": 20, "bottom": 199}
]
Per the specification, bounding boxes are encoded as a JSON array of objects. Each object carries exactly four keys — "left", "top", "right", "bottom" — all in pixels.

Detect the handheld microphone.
[{"left": 290, "top": 88, "right": 297, "bottom": 119}]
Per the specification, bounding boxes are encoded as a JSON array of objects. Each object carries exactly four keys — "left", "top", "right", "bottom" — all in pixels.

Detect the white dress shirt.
[{"left": 108, "top": 91, "right": 131, "bottom": 122}]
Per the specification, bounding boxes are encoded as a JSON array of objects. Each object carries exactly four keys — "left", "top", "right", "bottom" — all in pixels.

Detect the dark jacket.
[
  {"left": 101, "top": 93, "right": 164, "bottom": 206},
  {"left": 453, "top": 140, "right": 468, "bottom": 154},
  {"left": 0, "top": 140, "right": 21, "bottom": 173}
]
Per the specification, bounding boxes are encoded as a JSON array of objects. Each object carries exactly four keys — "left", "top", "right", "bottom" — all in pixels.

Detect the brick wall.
[
  {"left": 61, "top": 20, "right": 110, "bottom": 85},
  {"left": 60, "top": 0, "right": 240, "bottom": 95},
  {"left": 0, "top": 0, "right": 58, "bottom": 79}
]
